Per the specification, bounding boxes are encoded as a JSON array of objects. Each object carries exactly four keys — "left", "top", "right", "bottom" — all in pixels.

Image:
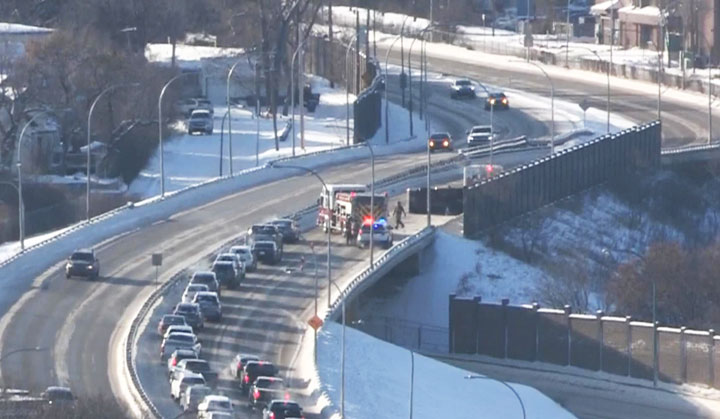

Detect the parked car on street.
[
  {"left": 65, "top": 249, "right": 100, "bottom": 279},
  {"left": 230, "top": 245, "right": 257, "bottom": 272}
]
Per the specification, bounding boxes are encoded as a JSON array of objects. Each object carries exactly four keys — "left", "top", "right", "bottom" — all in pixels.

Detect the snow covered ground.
[
  {"left": 316, "top": 321, "right": 575, "bottom": 419},
  {"left": 359, "top": 230, "right": 546, "bottom": 329},
  {"left": 325, "top": 6, "right": 720, "bottom": 88}
]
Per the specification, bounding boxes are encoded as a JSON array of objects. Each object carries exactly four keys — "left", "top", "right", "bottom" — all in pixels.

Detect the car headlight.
[
  {"left": 429, "top": 140, "right": 435, "bottom": 147},
  {"left": 87, "top": 265, "right": 93, "bottom": 269}
]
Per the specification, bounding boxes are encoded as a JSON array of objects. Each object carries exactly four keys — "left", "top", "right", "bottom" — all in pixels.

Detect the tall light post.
[
  {"left": 87, "top": 82, "right": 139, "bottom": 220},
  {"left": 345, "top": 34, "right": 359, "bottom": 146},
  {"left": 473, "top": 81, "right": 495, "bottom": 165},
  {"left": 515, "top": 60, "right": 555, "bottom": 154},
  {"left": 560, "top": 45, "right": 610, "bottom": 133},
  {"left": 0, "top": 346, "right": 45, "bottom": 363},
  {"left": 384, "top": 16, "right": 411, "bottom": 144},
  {"left": 648, "top": 40, "right": 662, "bottom": 122},
  {"left": 17, "top": 111, "right": 53, "bottom": 251},
  {"left": 291, "top": 38, "right": 311, "bottom": 156},
  {"left": 308, "top": 241, "right": 320, "bottom": 362},
  {"left": 269, "top": 163, "right": 332, "bottom": 307},
  {"left": 361, "top": 141, "right": 375, "bottom": 266},
  {"left": 408, "top": 25, "right": 438, "bottom": 136},
  {"left": 227, "top": 60, "right": 248, "bottom": 174},
  {"left": 465, "top": 374, "right": 526, "bottom": 419},
  {"left": 409, "top": 350, "right": 415, "bottom": 419},
  {"left": 328, "top": 280, "right": 347, "bottom": 419},
  {"left": 218, "top": 110, "right": 229, "bottom": 176},
  {"left": 565, "top": 0, "right": 571, "bottom": 67},
  {"left": 159, "top": 72, "right": 196, "bottom": 197}
]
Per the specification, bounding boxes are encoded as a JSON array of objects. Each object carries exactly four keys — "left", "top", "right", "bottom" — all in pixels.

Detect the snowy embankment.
[
  {"left": 359, "top": 230, "right": 546, "bottom": 328},
  {"left": 317, "top": 322, "right": 575, "bottom": 419}
]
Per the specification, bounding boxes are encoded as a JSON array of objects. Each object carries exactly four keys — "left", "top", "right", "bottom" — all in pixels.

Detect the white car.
[
  {"left": 182, "top": 283, "right": 209, "bottom": 303},
  {"left": 180, "top": 384, "right": 211, "bottom": 412},
  {"left": 161, "top": 332, "right": 202, "bottom": 360},
  {"left": 466, "top": 125, "right": 492, "bottom": 146},
  {"left": 230, "top": 245, "right": 257, "bottom": 272},
  {"left": 215, "top": 253, "right": 245, "bottom": 275},
  {"left": 198, "top": 395, "right": 233, "bottom": 417},
  {"left": 163, "top": 324, "right": 194, "bottom": 341},
  {"left": 171, "top": 371, "right": 205, "bottom": 400},
  {"left": 357, "top": 222, "right": 393, "bottom": 249},
  {"left": 188, "top": 109, "right": 213, "bottom": 135},
  {"left": 175, "top": 97, "right": 213, "bottom": 117}
]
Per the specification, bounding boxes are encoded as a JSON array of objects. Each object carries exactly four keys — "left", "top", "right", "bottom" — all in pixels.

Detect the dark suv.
[
  {"left": 268, "top": 219, "right": 300, "bottom": 243},
  {"left": 249, "top": 376, "right": 286, "bottom": 410},
  {"left": 263, "top": 400, "right": 303, "bottom": 419},
  {"left": 65, "top": 249, "right": 100, "bottom": 279},
  {"left": 248, "top": 224, "right": 284, "bottom": 253},
  {"left": 240, "top": 361, "right": 277, "bottom": 394},
  {"left": 173, "top": 303, "right": 204, "bottom": 330}
]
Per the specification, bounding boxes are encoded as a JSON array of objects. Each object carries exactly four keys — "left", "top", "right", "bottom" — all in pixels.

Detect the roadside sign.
[
  {"left": 152, "top": 253, "right": 163, "bottom": 266},
  {"left": 579, "top": 99, "right": 591, "bottom": 112},
  {"left": 308, "top": 315, "right": 324, "bottom": 331}
]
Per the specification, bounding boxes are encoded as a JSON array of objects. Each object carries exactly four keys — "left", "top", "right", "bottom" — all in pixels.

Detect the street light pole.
[
  {"left": 159, "top": 72, "right": 196, "bottom": 197},
  {"left": 384, "top": 17, "right": 411, "bottom": 144},
  {"left": 0, "top": 346, "right": 44, "bottom": 363},
  {"left": 328, "top": 280, "right": 347, "bottom": 419},
  {"left": 565, "top": 0, "right": 571, "bottom": 68},
  {"left": 519, "top": 60, "right": 555, "bottom": 154},
  {"left": 269, "top": 163, "right": 332, "bottom": 307},
  {"left": 474, "top": 81, "right": 495, "bottom": 165},
  {"left": 291, "top": 39, "right": 310, "bottom": 156},
  {"left": 87, "top": 83, "right": 138, "bottom": 220},
  {"left": 227, "top": 60, "right": 247, "bottom": 174},
  {"left": 362, "top": 141, "right": 375, "bottom": 266},
  {"left": 17, "top": 111, "right": 53, "bottom": 251},
  {"left": 346, "top": 34, "right": 359, "bottom": 146},
  {"left": 652, "top": 278, "right": 658, "bottom": 387},
  {"left": 409, "top": 350, "right": 415, "bottom": 419},
  {"left": 465, "top": 374, "right": 526, "bottom": 419}
]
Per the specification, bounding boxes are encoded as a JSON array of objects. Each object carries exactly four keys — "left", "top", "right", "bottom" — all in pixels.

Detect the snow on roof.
[
  {"left": 0, "top": 22, "right": 53, "bottom": 35},
  {"left": 590, "top": 0, "right": 620, "bottom": 16},
  {"left": 145, "top": 43, "right": 244, "bottom": 70},
  {"left": 619, "top": 6, "right": 661, "bottom": 26}
]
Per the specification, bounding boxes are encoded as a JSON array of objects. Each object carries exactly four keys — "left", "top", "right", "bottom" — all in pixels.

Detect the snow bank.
[
  {"left": 360, "top": 230, "right": 546, "bottom": 328},
  {"left": 144, "top": 43, "right": 244, "bottom": 69},
  {"left": 317, "top": 321, "right": 575, "bottom": 419}
]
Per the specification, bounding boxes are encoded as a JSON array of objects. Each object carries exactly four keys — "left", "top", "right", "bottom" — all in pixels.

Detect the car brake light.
[
  {"left": 253, "top": 389, "right": 260, "bottom": 400},
  {"left": 269, "top": 413, "right": 275, "bottom": 419},
  {"left": 237, "top": 361, "right": 242, "bottom": 371},
  {"left": 284, "top": 392, "right": 290, "bottom": 400},
  {"left": 172, "top": 358, "right": 178, "bottom": 366},
  {"left": 243, "top": 375, "right": 250, "bottom": 383}
]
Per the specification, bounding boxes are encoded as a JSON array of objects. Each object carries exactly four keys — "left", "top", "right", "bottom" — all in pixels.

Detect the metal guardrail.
[
  {"left": 125, "top": 203, "right": 319, "bottom": 419},
  {"left": 126, "top": 152, "right": 459, "bottom": 417},
  {"left": 325, "top": 226, "right": 436, "bottom": 322},
  {"left": 460, "top": 136, "right": 533, "bottom": 158},
  {"left": 661, "top": 142, "right": 720, "bottom": 155}
]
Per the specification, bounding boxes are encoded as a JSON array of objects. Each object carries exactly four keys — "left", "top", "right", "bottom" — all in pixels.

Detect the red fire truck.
[{"left": 317, "top": 184, "right": 388, "bottom": 234}]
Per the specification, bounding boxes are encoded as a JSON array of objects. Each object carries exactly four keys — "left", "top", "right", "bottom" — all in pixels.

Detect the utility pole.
[
  {"left": 401, "top": 29, "right": 405, "bottom": 108},
  {"left": 355, "top": 7, "right": 361, "bottom": 93},
  {"left": 329, "top": 0, "right": 334, "bottom": 88},
  {"left": 366, "top": 7, "right": 370, "bottom": 61}
]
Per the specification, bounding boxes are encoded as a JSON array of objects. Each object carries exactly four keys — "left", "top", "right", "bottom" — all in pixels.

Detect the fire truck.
[
  {"left": 332, "top": 192, "right": 389, "bottom": 234},
  {"left": 317, "top": 184, "right": 367, "bottom": 230}
]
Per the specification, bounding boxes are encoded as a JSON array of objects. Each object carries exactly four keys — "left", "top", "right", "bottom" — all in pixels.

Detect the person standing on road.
[
  {"left": 393, "top": 201, "right": 406, "bottom": 229},
  {"left": 345, "top": 219, "right": 354, "bottom": 245}
]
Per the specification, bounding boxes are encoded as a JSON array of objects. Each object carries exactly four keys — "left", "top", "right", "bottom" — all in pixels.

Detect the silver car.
[
  {"left": 356, "top": 222, "right": 393, "bottom": 249},
  {"left": 180, "top": 384, "right": 211, "bottom": 412},
  {"left": 188, "top": 109, "right": 213, "bottom": 135},
  {"left": 230, "top": 245, "right": 257, "bottom": 272}
]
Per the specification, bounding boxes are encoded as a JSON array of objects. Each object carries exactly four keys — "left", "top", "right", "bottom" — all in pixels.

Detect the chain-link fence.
[{"left": 353, "top": 315, "right": 449, "bottom": 353}]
